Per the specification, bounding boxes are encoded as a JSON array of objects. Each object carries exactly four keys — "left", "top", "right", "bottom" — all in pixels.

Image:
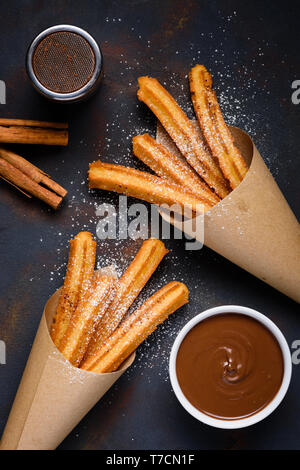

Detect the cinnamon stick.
[
  {"left": 0, "top": 147, "right": 67, "bottom": 197},
  {"left": 0, "top": 119, "right": 68, "bottom": 146},
  {"left": 0, "top": 147, "right": 67, "bottom": 209}
]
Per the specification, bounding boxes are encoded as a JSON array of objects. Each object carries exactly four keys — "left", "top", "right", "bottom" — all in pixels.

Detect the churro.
[
  {"left": 59, "top": 275, "right": 115, "bottom": 367},
  {"left": 83, "top": 281, "right": 189, "bottom": 373},
  {"left": 89, "top": 160, "right": 213, "bottom": 213},
  {"left": 189, "top": 65, "right": 248, "bottom": 189},
  {"left": 51, "top": 232, "right": 96, "bottom": 348},
  {"left": 137, "top": 76, "right": 229, "bottom": 198},
  {"left": 81, "top": 238, "right": 168, "bottom": 367},
  {"left": 132, "top": 134, "right": 220, "bottom": 205}
]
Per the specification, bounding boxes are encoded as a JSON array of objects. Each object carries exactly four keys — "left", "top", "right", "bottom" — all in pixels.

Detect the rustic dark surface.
[{"left": 0, "top": 0, "right": 299, "bottom": 450}]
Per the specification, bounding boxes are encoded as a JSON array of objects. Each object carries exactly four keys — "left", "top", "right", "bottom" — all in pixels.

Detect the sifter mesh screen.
[{"left": 32, "top": 31, "right": 96, "bottom": 93}]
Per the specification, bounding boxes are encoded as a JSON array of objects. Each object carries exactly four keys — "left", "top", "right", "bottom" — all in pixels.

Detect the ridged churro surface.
[
  {"left": 83, "top": 281, "right": 189, "bottom": 373},
  {"left": 189, "top": 65, "right": 248, "bottom": 189},
  {"left": 50, "top": 234, "right": 190, "bottom": 376},
  {"left": 81, "top": 238, "right": 168, "bottom": 367},
  {"left": 137, "top": 76, "right": 229, "bottom": 198},
  {"left": 51, "top": 232, "right": 96, "bottom": 348},
  {"left": 59, "top": 275, "right": 115, "bottom": 366},
  {"left": 133, "top": 133, "right": 220, "bottom": 205},
  {"left": 89, "top": 160, "right": 213, "bottom": 213}
]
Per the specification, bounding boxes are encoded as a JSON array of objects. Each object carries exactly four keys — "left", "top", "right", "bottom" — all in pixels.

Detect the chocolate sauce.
[{"left": 176, "top": 313, "right": 284, "bottom": 420}]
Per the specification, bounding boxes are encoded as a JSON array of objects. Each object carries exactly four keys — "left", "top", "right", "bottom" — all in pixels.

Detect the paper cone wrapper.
[
  {"left": 0, "top": 269, "right": 135, "bottom": 450},
  {"left": 157, "top": 123, "right": 300, "bottom": 303}
]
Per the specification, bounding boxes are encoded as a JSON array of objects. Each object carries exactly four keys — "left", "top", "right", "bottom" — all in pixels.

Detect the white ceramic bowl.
[{"left": 169, "top": 305, "right": 292, "bottom": 429}]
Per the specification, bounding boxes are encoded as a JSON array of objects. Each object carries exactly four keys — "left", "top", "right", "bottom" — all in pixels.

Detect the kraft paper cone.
[
  {"left": 157, "top": 123, "right": 300, "bottom": 303},
  {"left": 0, "top": 268, "right": 135, "bottom": 450}
]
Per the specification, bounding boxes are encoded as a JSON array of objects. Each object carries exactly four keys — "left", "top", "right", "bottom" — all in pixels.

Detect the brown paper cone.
[
  {"left": 157, "top": 123, "right": 300, "bottom": 303},
  {"left": 0, "top": 269, "right": 135, "bottom": 450}
]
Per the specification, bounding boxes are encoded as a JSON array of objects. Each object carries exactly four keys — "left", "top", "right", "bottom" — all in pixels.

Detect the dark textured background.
[{"left": 0, "top": 0, "right": 299, "bottom": 450}]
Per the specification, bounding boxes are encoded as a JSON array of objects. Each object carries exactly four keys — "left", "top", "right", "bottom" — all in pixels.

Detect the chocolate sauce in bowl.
[{"left": 176, "top": 313, "right": 284, "bottom": 420}]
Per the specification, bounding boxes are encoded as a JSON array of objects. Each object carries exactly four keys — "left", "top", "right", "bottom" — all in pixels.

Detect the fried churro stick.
[
  {"left": 81, "top": 239, "right": 168, "bottom": 367},
  {"left": 59, "top": 275, "right": 115, "bottom": 367},
  {"left": 133, "top": 133, "right": 220, "bottom": 205},
  {"left": 189, "top": 65, "right": 248, "bottom": 189},
  {"left": 89, "top": 161, "right": 213, "bottom": 213},
  {"left": 51, "top": 232, "right": 97, "bottom": 348},
  {"left": 83, "top": 281, "right": 189, "bottom": 373},
  {"left": 137, "top": 76, "right": 229, "bottom": 198}
]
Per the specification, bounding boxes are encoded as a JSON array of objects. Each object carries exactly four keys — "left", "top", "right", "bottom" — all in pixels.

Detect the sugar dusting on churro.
[{"left": 48, "top": 232, "right": 188, "bottom": 377}]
